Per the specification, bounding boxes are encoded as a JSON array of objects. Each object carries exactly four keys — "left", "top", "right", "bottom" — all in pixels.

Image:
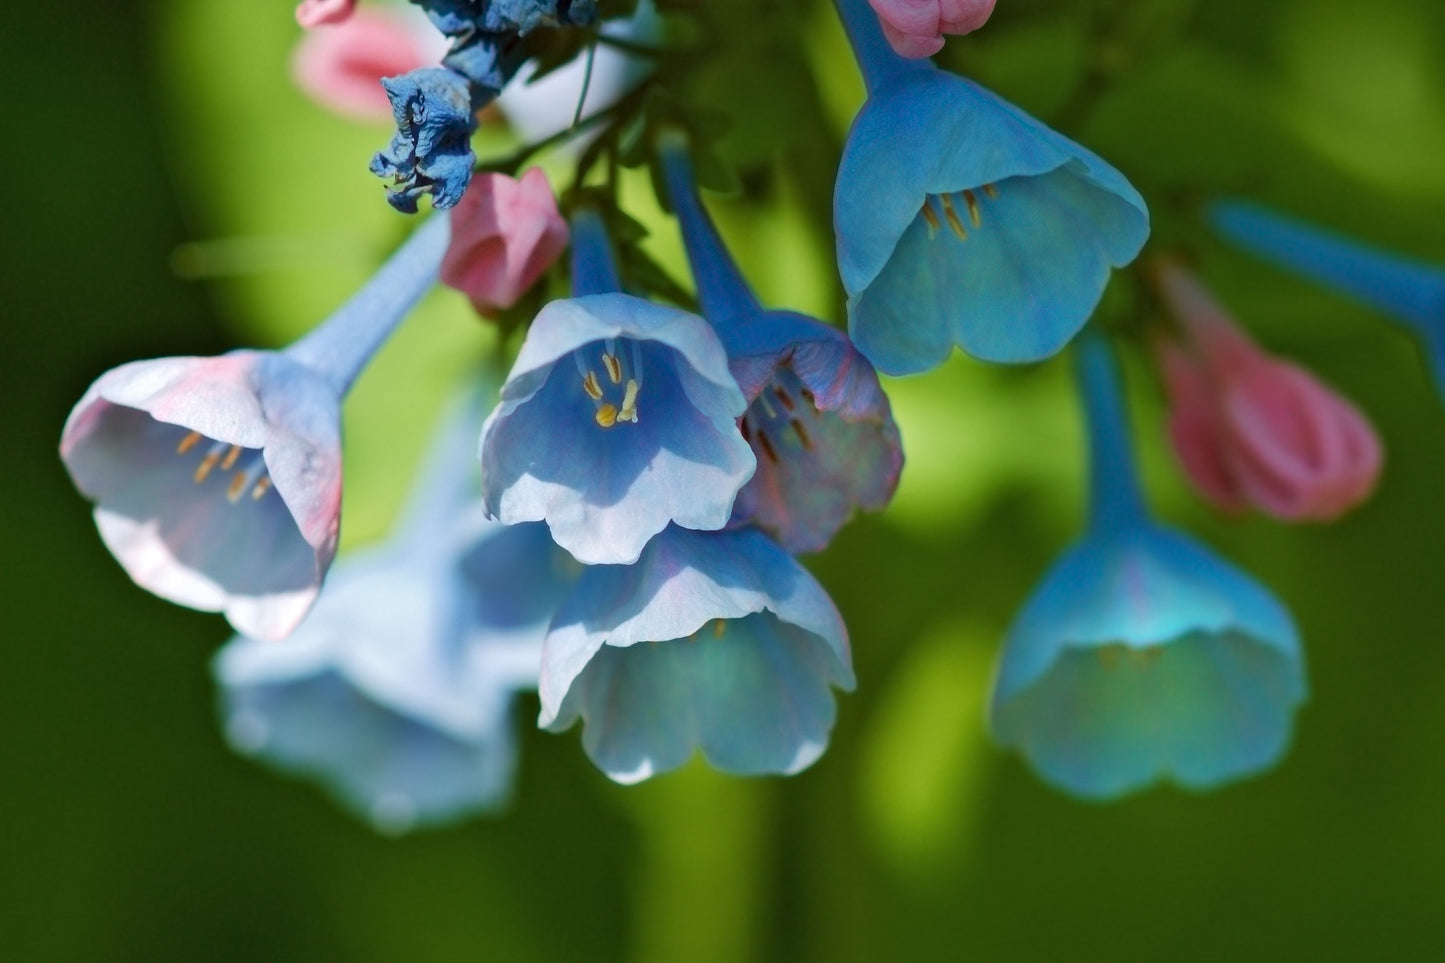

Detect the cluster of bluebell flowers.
[{"left": 67, "top": 0, "right": 1421, "bottom": 831}]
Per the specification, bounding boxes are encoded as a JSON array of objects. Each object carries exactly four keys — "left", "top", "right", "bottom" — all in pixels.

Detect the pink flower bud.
[
  {"left": 1152, "top": 259, "right": 1383, "bottom": 522},
  {"left": 440, "top": 169, "right": 570, "bottom": 316},
  {"left": 867, "top": 0, "right": 997, "bottom": 59},
  {"left": 291, "top": 7, "right": 439, "bottom": 122},
  {"left": 295, "top": 0, "right": 356, "bottom": 29}
]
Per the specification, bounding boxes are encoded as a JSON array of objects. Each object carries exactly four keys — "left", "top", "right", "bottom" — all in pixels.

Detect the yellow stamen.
[
  {"left": 982, "top": 182, "right": 999, "bottom": 199},
  {"left": 176, "top": 431, "right": 202, "bottom": 454},
  {"left": 582, "top": 370, "right": 603, "bottom": 401},
  {"left": 713, "top": 619, "right": 725, "bottom": 638},
  {"left": 595, "top": 403, "right": 618, "bottom": 428},
  {"left": 940, "top": 194, "right": 969, "bottom": 240},
  {"left": 962, "top": 189, "right": 982, "bottom": 227},
  {"left": 194, "top": 451, "right": 221, "bottom": 483},
  {"left": 226, "top": 471, "right": 249, "bottom": 503},
  {"left": 601, "top": 352, "right": 623, "bottom": 384},
  {"left": 757, "top": 391, "right": 777, "bottom": 420},
  {"left": 251, "top": 476, "right": 272, "bottom": 500},
  {"left": 790, "top": 418, "right": 812, "bottom": 449},
  {"left": 220, "top": 445, "right": 242, "bottom": 471},
  {"left": 617, "top": 378, "right": 640, "bottom": 424},
  {"left": 920, "top": 200, "right": 941, "bottom": 238}
]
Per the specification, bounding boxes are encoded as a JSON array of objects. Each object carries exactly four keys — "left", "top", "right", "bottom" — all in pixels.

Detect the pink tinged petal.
[
  {"left": 1155, "top": 337, "right": 1247, "bottom": 511},
  {"left": 295, "top": 0, "right": 356, "bottom": 29},
  {"left": 868, "top": 0, "right": 995, "bottom": 58},
  {"left": 291, "top": 8, "right": 436, "bottom": 122},
  {"left": 440, "top": 169, "right": 570, "bottom": 316},
  {"left": 60, "top": 352, "right": 343, "bottom": 641}
]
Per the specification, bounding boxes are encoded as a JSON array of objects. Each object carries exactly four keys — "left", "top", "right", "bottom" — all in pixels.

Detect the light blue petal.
[
  {"left": 538, "top": 526, "right": 854, "bottom": 781},
  {"left": 480, "top": 295, "right": 755, "bottom": 564},
  {"left": 835, "top": 70, "right": 1149, "bottom": 372}
]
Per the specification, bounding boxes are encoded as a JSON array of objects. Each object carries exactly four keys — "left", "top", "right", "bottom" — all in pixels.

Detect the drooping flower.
[
  {"left": 295, "top": 0, "right": 356, "bottom": 29},
  {"left": 866, "top": 0, "right": 996, "bottom": 58},
  {"left": 369, "top": 67, "right": 478, "bottom": 212},
  {"left": 1209, "top": 199, "right": 1445, "bottom": 398},
  {"left": 292, "top": 5, "right": 442, "bottom": 122},
  {"left": 831, "top": 0, "right": 1149, "bottom": 374},
  {"left": 1151, "top": 258, "right": 1382, "bottom": 521},
  {"left": 440, "top": 168, "right": 570, "bottom": 316},
  {"left": 989, "top": 334, "right": 1307, "bottom": 800},
  {"left": 216, "top": 390, "right": 576, "bottom": 833},
  {"left": 478, "top": 208, "right": 755, "bottom": 565},
  {"left": 60, "top": 215, "right": 450, "bottom": 641},
  {"left": 659, "top": 137, "right": 902, "bottom": 553},
  {"left": 538, "top": 525, "right": 855, "bottom": 783}
]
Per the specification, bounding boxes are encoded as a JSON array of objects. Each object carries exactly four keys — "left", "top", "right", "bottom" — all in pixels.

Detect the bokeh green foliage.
[{"left": 4, "top": 0, "right": 1445, "bottom": 959}]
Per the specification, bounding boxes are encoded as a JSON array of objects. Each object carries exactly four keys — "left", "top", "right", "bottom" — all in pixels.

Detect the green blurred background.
[{"left": 5, "top": 0, "right": 1445, "bottom": 959}]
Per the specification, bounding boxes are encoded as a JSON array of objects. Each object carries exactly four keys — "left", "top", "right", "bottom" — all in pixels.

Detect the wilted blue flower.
[
  {"left": 215, "top": 390, "right": 576, "bottom": 833},
  {"left": 60, "top": 215, "right": 450, "bottom": 640},
  {"left": 411, "top": 0, "right": 597, "bottom": 37},
  {"left": 370, "top": 67, "right": 478, "bottom": 213},
  {"left": 1210, "top": 199, "right": 1445, "bottom": 396},
  {"left": 831, "top": 0, "right": 1150, "bottom": 374},
  {"left": 538, "top": 525, "right": 855, "bottom": 783},
  {"left": 479, "top": 209, "right": 755, "bottom": 564},
  {"left": 989, "top": 334, "right": 1307, "bottom": 799},
  {"left": 658, "top": 138, "right": 903, "bottom": 552}
]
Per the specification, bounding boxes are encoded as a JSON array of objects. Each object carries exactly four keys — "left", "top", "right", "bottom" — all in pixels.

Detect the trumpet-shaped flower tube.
[
  {"left": 538, "top": 525, "right": 855, "bottom": 783},
  {"left": 659, "top": 139, "right": 902, "bottom": 552},
  {"left": 216, "top": 389, "right": 571, "bottom": 832},
  {"left": 61, "top": 215, "right": 450, "bottom": 641},
  {"left": 831, "top": 0, "right": 1149, "bottom": 374},
  {"left": 989, "top": 334, "right": 1307, "bottom": 799},
  {"left": 440, "top": 168, "right": 570, "bottom": 316},
  {"left": 478, "top": 209, "right": 754, "bottom": 564},
  {"left": 1209, "top": 199, "right": 1445, "bottom": 398},
  {"left": 1151, "top": 259, "right": 1381, "bottom": 521}
]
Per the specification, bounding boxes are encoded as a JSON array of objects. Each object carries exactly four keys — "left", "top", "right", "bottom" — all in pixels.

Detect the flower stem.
[
  {"left": 285, "top": 212, "right": 450, "bottom": 395},
  {"left": 832, "top": 0, "right": 932, "bottom": 95},
  {"left": 1074, "top": 331, "right": 1148, "bottom": 534},
  {"left": 657, "top": 135, "right": 761, "bottom": 323},
  {"left": 570, "top": 208, "right": 622, "bottom": 296},
  {"left": 1212, "top": 200, "right": 1445, "bottom": 332}
]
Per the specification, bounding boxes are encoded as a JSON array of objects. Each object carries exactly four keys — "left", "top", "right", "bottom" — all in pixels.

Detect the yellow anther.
[
  {"left": 220, "top": 445, "right": 242, "bottom": 471},
  {"left": 595, "top": 403, "right": 618, "bottom": 428},
  {"left": 226, "top": 471, "right": 249, "bottom": 503},
  {"left": 251, "top": 476, "right": 273, "bottom": 500},
  {"left": 920, "top": 200, "right": 941, "bottom": 238},
  {"left": 176, "top": 431, "right": 202, "bottom": 454},
  {"left": 194, "top": 450, "right": 221, "bottom": 483},
  {"left": 982, "top": 182, "right": 999, "bottom": 199},
  {"left": 713, "top": 619, "right": 726, "bottom": 639},
  {"left": 756, "top": 391, "right": 778, "bottom": 420},
  {"left": 601, "top": 352, "right": 623, "bottom": 384},
  {"left": 617, "top": 379, "right": 640, "bottom": 424},
  {"left": 582, "top": 370, "right": 603, "bottom": 401},
  {"left": 940, "top": 194, "right": 969, "bottom": 240},
  {"left": 962, "top": 189, "right": 982, "bottom": 227}
]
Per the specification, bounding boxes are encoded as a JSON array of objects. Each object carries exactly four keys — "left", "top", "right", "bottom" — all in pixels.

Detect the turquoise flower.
[
  {"left": 989, "top": 335, "right": 1307, "bottom": 799},
  {"left": 1210, "top": 199, "right": 1445, "bottom": 397},
  {"left": 659, "top": 138, "right": 903, "bottom": 552},
  {"left": 538, "top": 526, "right": 855, "bottom": 783},
  {"left": 215, "top": 390, "right": 576, "bottom": 833},
  {"left": 478, "top": 209, "right": 754, "bottom": 564},
  {"left": 61, "top": 215, "right": 449, "bottom": 640},
  {"left": 831, "top": 0, "right": 1149, "bottom": 373}
]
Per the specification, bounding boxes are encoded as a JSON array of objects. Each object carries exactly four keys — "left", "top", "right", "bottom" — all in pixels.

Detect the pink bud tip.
[
  {"left": 867, "top": 0, "right": 997, "bottom": 59},
  {"left": 440, "top": 169, "right": 571, "bottom": 317},
  {"left": 291, "top": 8, "right": 436, "bottom": 122},
  {"left": 295, "top": 0, "right": 356, "bottom": 29},
  {"left": 1152, "top": 258, "right": 1384, "bottom": 522}
]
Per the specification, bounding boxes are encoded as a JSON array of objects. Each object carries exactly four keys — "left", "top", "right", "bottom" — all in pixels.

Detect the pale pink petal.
[
  {"left": 296, "top": 0, "right": 356, "bottom": 29},
  {"left": 291, "top": 8, "right": 436, "bottom": 122},
  {"left": 868, "top": 0, "right": 995, "bottom": 58},
  {"left": 440, "top": 169, "right": 570, "bottom": 316}
]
